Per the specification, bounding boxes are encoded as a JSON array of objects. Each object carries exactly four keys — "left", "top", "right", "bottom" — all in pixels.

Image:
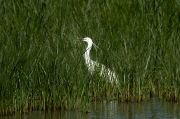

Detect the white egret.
[{"left": 77, "top": 37, "right": 118, "bottom": 84}]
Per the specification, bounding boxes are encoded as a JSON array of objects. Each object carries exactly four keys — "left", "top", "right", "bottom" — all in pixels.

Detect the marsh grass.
[{"left": 0, "top": 0, "right": 180, "bottom": 115}]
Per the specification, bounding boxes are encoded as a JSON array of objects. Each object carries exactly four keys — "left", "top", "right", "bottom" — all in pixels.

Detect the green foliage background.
[{"left": 0, "top": 0, "right": 180, "bottom": 115}]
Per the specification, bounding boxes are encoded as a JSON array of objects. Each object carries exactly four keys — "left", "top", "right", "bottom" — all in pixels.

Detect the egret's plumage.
[{"left": 78, "top": 37, "right": 118, "bottom": 84}]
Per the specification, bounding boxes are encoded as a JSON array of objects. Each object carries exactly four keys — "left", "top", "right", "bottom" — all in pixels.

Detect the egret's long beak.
[{"left": 77, "top": 38, "right": 84, "bottom": 40}]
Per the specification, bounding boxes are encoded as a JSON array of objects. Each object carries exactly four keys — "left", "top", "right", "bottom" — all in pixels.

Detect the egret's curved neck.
[{"left": 85, "top": 42, "right": 92, "bottom": 61}]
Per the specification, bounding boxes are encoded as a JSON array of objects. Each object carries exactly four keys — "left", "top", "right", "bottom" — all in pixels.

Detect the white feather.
[{"left": 78, "top": 37, "right": 118, "bottom": 84}]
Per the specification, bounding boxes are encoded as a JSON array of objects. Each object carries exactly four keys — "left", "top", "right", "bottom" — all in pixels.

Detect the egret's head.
[
  {"left": 77, "top": 37, "right": 92, "bottom": 44},
  {"left": 77, "top": 37, "right": 100, "bottom": 51}
]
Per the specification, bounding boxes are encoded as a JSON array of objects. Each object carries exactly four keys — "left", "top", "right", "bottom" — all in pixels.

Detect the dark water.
[{"left": 2, "top": 98, "right": 180, "bottom": 119}]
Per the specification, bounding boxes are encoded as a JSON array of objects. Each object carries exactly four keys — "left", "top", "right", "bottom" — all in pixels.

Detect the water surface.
[{"left": 3, "top": 98, "right": 180, "bottom": 119}]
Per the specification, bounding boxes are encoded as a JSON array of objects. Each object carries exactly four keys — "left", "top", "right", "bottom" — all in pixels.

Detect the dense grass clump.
[{"left": 0, "top": 0, "right": 180, "bottom": 115}]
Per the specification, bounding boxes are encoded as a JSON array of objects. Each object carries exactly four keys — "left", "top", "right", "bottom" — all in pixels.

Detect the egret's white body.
[{"left": 78, "top": 37, "right": 118, "bottom": 84}]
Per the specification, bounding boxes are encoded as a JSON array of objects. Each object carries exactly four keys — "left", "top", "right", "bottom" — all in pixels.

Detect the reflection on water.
[{"left": 2, "top": 98, "right": 180, "bottom": 119}]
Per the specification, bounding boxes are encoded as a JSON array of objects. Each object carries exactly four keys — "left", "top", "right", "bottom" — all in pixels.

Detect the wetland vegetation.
[{"left": 0, "top": 0, "right": 180, "bottom": 115}]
